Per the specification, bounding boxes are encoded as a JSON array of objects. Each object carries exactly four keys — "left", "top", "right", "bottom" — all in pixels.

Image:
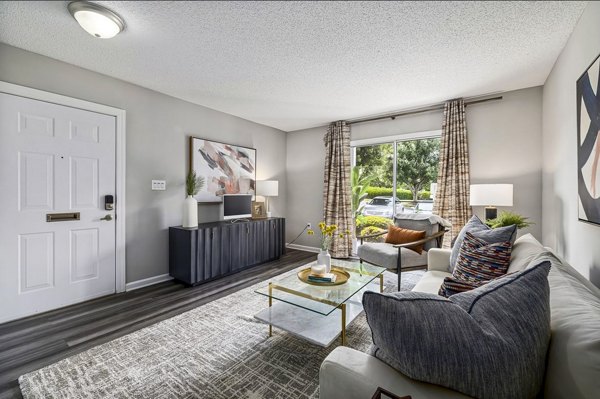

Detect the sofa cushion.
[
  {"left": 412, "top": 270, "right": 449, "bottom": 294},
  {"left": 384, "top": 225, "right": 426, "bottom": 254},
  {"left": 507, "top": 233, "right": 545, "bottom": 273},
  {"left": 537, "top": 252, "right": 600, "bottom": 398},
  {"left": 320, "top": 347, "right": 472, "bottom": 399},
  {"left": 357, "top": 243, "right": 427, "bottom": 270},
  {"left": 450, "top": 215, "right": 516, "bottom": 271},
  {"left": 363, "top": 261, "right": 551, "bottom": 399}
]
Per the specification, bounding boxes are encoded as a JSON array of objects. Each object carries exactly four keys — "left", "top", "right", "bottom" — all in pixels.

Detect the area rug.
[{"left": 19, "top": 265, "right": 424, "bottom": 399}]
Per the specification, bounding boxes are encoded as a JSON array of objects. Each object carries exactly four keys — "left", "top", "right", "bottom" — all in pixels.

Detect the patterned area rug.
[{"left": 19, "top": 265, "right": 424, "bottom": 399}]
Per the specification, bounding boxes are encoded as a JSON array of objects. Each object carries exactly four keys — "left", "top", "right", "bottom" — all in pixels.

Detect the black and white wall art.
[{"left": 577, "top": 53, "right": 600, "bottom": 225}]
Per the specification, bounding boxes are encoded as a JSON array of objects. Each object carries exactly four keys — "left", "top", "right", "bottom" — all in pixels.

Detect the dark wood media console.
[{"left": 169, "top": 217, "right": 285, "bottom": 286}]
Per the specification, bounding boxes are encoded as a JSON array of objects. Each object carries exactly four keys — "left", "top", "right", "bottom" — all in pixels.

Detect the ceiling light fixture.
[{"left": 68, "top": 1, "right": 125, "bottom": 39}]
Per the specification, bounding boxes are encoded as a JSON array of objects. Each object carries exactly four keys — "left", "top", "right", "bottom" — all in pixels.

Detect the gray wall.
[
  {"left": 542, "top": 1, "right": 600, "bottom": 286},
  {"left": 0, "top": 43, "right": 287, "bottom": 284},
  {"left": 287, "top": 87, "right": 542, "bottom": 248}
]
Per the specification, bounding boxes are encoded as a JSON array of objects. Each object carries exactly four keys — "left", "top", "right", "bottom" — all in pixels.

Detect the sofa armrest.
[
  {"left": 320, "top": 347, "right": 470, "bottom": 399},
  {"left": 427, "top": 248, "right": 452, "bottom": 272}
]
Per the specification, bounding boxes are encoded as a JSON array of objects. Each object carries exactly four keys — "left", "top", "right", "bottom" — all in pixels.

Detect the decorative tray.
[{"left": 297, "top": 266, "right": 350, "bottom": 286}]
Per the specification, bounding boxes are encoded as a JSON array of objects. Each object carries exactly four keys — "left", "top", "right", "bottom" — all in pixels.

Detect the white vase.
[
  {"left": 317, "top": 249, "right": 332, "bottom": 273},
  {"left": 182, "top": 195, "right": 198, "bottom": 228}
]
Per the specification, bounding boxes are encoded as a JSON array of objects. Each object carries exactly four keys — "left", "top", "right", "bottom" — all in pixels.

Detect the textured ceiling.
[{"left": 0, "top": 1, "right": 587, "bottom": 131}]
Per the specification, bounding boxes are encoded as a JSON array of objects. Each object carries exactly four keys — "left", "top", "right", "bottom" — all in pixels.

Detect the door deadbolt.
[{"left": 105, "top": 195, "right": 114, "bottom": 210}]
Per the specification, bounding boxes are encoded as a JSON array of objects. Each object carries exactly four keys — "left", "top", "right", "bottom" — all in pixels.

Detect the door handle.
[{"left": 100, "top": 214, "right": 113, "bottom": 221}]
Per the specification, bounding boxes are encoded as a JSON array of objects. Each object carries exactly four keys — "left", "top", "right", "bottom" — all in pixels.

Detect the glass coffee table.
[{"left": 254, "top": 259, "right": 386, "bottom": 347}]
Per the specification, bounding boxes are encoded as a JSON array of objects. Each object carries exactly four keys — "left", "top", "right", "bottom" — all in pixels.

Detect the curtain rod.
[{"left": 347, "top": 95, "right": 503, "bottom": 125}]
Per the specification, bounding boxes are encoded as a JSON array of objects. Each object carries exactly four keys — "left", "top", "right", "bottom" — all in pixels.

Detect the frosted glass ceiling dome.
[{"left": 68, "top": 1, "right": 125, "bottom": 39}]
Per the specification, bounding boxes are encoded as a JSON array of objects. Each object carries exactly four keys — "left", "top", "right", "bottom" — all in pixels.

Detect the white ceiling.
[{"left": 0, "top": 1, "right": 587, "bottom": 132}]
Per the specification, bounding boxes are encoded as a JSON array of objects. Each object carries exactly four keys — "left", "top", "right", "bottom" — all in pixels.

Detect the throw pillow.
[
  {"left": 384, "top": 225, "right": 426, "bottom": 254},
  {"left": 450, "top": 215, "right": 517, "bottom": 271},
  {"left": 455, "top": 231, "right": 512, "bottom": 286},
  {"left": 363, "top": 261, "right": 551, "bottom": 399},
  {"left": 438, "top": 275, "right": 483, "bottom": 297}
]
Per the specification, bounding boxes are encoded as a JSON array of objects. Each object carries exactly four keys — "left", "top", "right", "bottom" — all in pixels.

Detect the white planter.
[
  {"left": 317, "top": 249, "right": 332, "bottom": 273},
  {"left": 182, "top": 195, "right": 198, "bottom": 228}
]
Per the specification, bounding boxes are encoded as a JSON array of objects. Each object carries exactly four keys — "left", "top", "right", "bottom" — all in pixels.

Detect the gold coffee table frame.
[{"left": 266, "top": 264, "right": 384, "bottom": 346}]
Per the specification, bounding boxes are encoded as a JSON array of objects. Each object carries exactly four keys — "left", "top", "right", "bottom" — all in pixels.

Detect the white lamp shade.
[
  {"left": 256, "top": 180, "right": 279, "bottom": 197},
  {"left": 470, "top": 184, "right": 513, "bottom": 206}
]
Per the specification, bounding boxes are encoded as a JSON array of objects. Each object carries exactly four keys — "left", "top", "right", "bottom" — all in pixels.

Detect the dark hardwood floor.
[{"left": 0, "top": 249, "right": 316, "bottom": 399}]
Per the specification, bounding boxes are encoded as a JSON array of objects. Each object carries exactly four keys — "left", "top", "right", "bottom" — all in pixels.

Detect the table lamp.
[
  {"left": 256, "top": 180, "right": 279, "bottom": 217},
  {"left": 469, "top": 184, "right": 513, "bottom": 220}
]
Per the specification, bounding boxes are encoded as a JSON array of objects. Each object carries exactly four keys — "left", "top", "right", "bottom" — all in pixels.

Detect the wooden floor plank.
[{"left": 0, "top": 249, "right": 315, "bottom": 398}]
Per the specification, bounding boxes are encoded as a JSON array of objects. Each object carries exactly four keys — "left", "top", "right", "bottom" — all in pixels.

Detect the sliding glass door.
[{"left": 352, "top": 135, "right": 440, "bottom": 240}]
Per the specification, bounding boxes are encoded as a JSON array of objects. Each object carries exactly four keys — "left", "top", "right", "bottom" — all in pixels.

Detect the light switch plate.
[{"left": 151, "top": 180, "right": 166, "bottom": 191}]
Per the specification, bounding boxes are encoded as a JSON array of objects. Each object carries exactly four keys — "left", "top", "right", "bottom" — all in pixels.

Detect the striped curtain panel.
[
  {"left": 323, "top": 121, "right": 353, "bottom": 258},
  {"left": 433, "top": 99, "right": 471, "bottom": 247}
]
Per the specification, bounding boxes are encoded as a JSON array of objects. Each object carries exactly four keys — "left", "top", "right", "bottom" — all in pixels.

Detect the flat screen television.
[{"left": 223, "top": 194, "right": 252, "bottom": 221}]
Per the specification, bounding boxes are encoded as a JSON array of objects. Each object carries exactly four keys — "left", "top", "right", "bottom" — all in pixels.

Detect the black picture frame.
[
  {"left": 189, "top": 137, "right": 257, "bottom": 203},
  {"left": 576, "top": 53, "right": 600, "bottom": 226}
]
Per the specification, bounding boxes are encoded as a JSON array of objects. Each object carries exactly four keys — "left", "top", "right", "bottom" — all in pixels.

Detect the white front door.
[{"left": 0, "top": 92, "right": 117, "bottom": 323}]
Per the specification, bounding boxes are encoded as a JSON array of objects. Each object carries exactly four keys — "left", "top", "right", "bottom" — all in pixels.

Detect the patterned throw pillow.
[
  {"left": 439, "top": 231, "right": 512, "bottom": 297},
  {"left": 450, "top": 215, "right": 517, "bottom": 271},
  {"left": 438, "top": 276, "right": 483, "bottom": 297}
]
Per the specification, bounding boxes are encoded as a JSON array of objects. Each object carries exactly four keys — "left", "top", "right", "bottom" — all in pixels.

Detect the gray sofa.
[{"left": 320, "top": 234, "right": 600, "bottom": 399}]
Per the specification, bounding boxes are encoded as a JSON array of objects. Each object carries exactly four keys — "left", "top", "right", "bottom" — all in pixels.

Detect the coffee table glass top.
[{"left": 255, "top": 259, "right": 386, "bottom": 316}]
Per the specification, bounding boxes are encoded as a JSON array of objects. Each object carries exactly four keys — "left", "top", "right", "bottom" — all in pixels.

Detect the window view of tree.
[
  {"left": 355, "top": 143, "right": 393, "bottom": 187},
  {"left": 396, "top": 139, "right": 439, "bottom": 201},
  {"left": 353, "top": 137, "right": 440, "bottom": 242}
]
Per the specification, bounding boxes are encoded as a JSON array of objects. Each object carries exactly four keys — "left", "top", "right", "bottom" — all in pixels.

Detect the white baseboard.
[
  {"left": 286, "top": 243, "right": 320, "bottom": 253},
  {"left": 125, "top": 273, "right": 174, "bottom": 291}
]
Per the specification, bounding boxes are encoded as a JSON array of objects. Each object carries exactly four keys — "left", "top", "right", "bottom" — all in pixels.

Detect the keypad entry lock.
[{"left": 105, "top": 195, "right": 114, "bottom": 211}]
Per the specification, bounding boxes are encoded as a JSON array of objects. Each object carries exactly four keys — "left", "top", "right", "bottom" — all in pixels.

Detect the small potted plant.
[
  {"left": 183, "top": 170, "right": 204, "bottom": 228},
  {"left": 485, "top": 211, "right": 533, "bottom": 230}
]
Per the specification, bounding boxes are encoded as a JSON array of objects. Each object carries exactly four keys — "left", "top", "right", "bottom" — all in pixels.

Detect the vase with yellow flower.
[{"left": 307, "top": 222, "right": 350, "bottom": 273}]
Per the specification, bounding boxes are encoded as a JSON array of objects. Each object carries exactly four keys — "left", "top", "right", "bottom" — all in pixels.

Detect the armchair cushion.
[
  {"left": 363, "top": 261, "right": 551, "bottom": 399},
  {"left": 393, "top": 214, "right": 448, "bottom": 251},
  {"left": 357, "top": 243, "right": 427, "bottom": 270},
  {"left": 384, "top": 226, "right": 426, "bottom": 254},
  {"left": 450, "top": 215, "right": 517, "bottom": 271}
]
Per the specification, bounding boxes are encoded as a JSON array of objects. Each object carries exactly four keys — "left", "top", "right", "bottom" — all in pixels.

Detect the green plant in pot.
[
  {"left": 183, "top": 170, "right": 205, "bottom": 228},
  {"left": 485, "top": 211, "right": 533, "bottom": 229},
  {"left": 186, "top": 170, "right": 205, "bottom": 197}
]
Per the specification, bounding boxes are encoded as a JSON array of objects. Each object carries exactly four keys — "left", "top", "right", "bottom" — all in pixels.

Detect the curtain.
[
  {"left": 323, "top": 121, "right": 353, "bottom": 258},
  {"left": 433, "top": 99, "right": 471, "bottom": 247}
]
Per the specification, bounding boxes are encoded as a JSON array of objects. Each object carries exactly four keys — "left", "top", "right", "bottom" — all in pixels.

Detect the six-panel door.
[{"left": 0, "top": 93, "right": 117, "bottom": 323}]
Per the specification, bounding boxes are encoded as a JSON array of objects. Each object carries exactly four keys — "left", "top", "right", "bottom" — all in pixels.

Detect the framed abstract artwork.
[
  {"left": 189, "top": 137, "right": 256, "bottom": 203},
  {"left": 577, "top": 53, "right": 600, "bottom": 225}
]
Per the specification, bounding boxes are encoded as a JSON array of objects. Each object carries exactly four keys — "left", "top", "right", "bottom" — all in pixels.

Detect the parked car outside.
[
  {"left": 361, "top": 196, "right": 404, "bottom": 218},
  {"left": 401, "top": 200, "right": 434, "bottom": 215}
]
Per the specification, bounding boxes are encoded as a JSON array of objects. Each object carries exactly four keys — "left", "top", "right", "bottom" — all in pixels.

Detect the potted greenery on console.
[
  {"left": 485, "top": 211, "right": 532, "bottom": 229},
  {"left": 183, "top": 170, "right": 205, "bottom": 228}
]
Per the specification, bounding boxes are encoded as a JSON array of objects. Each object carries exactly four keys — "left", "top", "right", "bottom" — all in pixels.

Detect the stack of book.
[{"left": 308, "top": 272, "right": 337, "bottom": 283}]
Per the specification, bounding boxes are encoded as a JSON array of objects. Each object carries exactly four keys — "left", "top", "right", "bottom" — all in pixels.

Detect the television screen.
[{"left": 223, "top": 194, "right": 252, "bottom": 220}]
